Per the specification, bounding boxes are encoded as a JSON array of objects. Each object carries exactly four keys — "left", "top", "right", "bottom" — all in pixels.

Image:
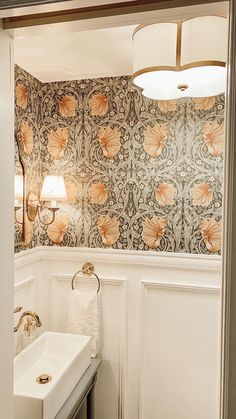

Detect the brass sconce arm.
[
  {"left": 26, "top": 191, "right": 58, "bottom": 226},
  {"left": 37, "top": 206, "right": 57, "bottom": 226}
]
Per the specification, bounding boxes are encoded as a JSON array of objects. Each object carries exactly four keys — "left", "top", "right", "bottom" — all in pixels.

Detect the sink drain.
[{"left": 36, "top": 374, "right": 52, "bottom": 384}]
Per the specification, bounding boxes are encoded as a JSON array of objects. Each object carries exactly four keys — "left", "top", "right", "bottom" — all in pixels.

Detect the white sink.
[{"left": 14, "top": 331, "right": 91, "bottom": 419}]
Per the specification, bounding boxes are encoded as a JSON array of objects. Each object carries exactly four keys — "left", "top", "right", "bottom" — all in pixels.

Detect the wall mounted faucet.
[{"left": 14, "top": 309, "right": 42, "bottom": 333}]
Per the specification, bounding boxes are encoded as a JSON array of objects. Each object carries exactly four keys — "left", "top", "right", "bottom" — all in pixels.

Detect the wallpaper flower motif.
[
  {"left": 97, "top": 126, "right": 121, "bottom": 158},
  {"left": 97, "top": 215, "right": 120, "bottom": 246},
  {"left": 19, "top": 121, "right": 34, "bottom": 155},
  {"left": 200, "top": 218, "right": 221, "bottom": 253},
  {"left": 89, "top": 93, "right": 108, "bottom": 116},
  {"left": 47, "top": 213, "right": 69, "bottom": 244},
  {"left": 190, "top": 183, "right": 213, "bottom": 207},
  {"left": 157, "top": 100, "right": 177, "bottom": 113},
  {"left": 59, "top": 95, "right": 77, "bottom": 118},
  {"left": 143, "top": 123, "right": 169, "bottom": 157},
  {"left": 142, "top": 217, "right": 166, "bottom": 249},
  {"left": 89, "top": 183, "right": 108, "bottom": 205},
  {"left": 15, "top": 83, "right": 28, "bottom": 109},
  {"left": 194, "top": 96, "right": 216, "bottom": 110},
  {"left": 155, "top": 183, "right": 177, "bottom": 206},
  {"left": 15, "top": 66, "right": 225, "bottom": 255},
  {"left": 203, "top": 121, "right": 224, "bottom": 156},
  {"left": 47, "top": 127, "right": 69, "bottom": 159}
]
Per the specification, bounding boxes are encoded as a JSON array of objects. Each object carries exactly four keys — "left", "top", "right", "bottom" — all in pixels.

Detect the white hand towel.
[{"left": 67, "top": 289, "right": 99, "bottom": 358}]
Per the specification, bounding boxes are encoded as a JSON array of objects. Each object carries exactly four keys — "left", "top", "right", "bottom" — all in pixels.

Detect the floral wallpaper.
[{"left": 15, "top": 65, "right": 224, "bottom": 254}]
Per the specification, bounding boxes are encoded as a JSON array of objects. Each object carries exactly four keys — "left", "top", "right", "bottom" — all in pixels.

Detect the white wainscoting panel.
[
  {"left": 14, "top": 276, "right": 36, "bottom": 354},
  {"left": 14, "top": 276, "right": 35, "bottom": 309},
  {"left": 141, "top": 281, "right": 220, "bottom": 419}
]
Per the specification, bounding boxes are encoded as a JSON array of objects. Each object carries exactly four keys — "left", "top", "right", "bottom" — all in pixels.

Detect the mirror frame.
[{"left": 14, "top": 133, "right": 26, "bottom": 247}]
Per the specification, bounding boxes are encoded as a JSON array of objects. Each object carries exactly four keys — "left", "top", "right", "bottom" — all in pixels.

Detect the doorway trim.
[{"left": 2, "top": 1, "right": 235, "bottom": 419}]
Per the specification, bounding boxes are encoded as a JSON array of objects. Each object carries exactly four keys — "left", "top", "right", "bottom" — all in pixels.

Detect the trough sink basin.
[{"left": 14, "top": 331, "right": 91, "bottom": 419}]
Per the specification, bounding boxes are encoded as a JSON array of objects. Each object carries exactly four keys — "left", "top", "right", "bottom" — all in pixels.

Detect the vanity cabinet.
[{"left": 55, "top": 359, "right": 101, "bottom": 419}]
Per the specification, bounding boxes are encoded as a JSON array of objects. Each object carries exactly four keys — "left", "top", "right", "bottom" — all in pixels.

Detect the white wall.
[
  {"left": 14, "top": 247, "right": 221, "bottom": 419},
  {"left": 0, "top": 27, "right": 14, "bottom": 419}
]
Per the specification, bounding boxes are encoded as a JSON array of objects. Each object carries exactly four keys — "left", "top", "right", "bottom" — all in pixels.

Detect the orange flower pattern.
[
  {"left": 97, "top": 215, "right": 120, "bottom": 246},
  {"left": 59, "top": 95, "right": 77, "bottom": 118},
  {"left": 142, "top": 217, "right": 166, "bottom": 249},
  {"left": 203, "top": 121, "right": 224, "bottom": 156},
  {"left": 98, "top": 126, "right": 121, "bottom": 158},
  {"left": 89, "top": 93, "right": 108, "bottom": 116},
  {"left": 89, "top": 183, "right": 108, "bottom": 204},
  {"left": 47, "top": 127, "right": 69, "bottom": 159},
  {"left": 143, "top": 123, "right": 168, "bottom": 157},
  {"left": 190, "top": 183, "right": 213, "bottom": 207},
  {"left": 155, "top": 183, "right": 177, "bottom": 206},
  {"left": 47, "top": 214, "right": 69, "bottom": 244},
  {"left": 200, "top": 218, "right": 221, "bottom": 253},
  {"left": 16, "top": 83, "right": 28, "bottom": 109},
  {"left": 19, "top": 121, "right": 34, "bottom": 155},
  {"left": 194, "top": 96, "right": 215, "bottom": 110},
  {"left": 15, "top": 66, "right": 224, "bottom": 254},
  {"left": 158, "top": 100, "right": 177, "bottom": 113}
]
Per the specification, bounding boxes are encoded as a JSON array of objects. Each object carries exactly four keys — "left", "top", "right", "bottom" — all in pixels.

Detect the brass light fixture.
[{"left": 132, "top": 16, "right": 228, "bottom": 100}]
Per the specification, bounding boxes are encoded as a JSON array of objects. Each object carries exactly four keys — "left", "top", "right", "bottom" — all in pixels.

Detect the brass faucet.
[{"left": 14, "top": 310, "right": 42, "bottom": 333}]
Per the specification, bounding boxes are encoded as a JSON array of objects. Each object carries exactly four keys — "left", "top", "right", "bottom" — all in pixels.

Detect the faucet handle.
[
  {"left": 33, "top": 312, "right": 42, "bottom": 328},
  {"left": 14, "top": 306, "right": 23, "bottom": 314}
]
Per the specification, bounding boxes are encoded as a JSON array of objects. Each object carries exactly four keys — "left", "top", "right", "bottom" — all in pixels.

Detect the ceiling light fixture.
[{"left": 132, "top": 16, "right": 228, "bottom": 100}]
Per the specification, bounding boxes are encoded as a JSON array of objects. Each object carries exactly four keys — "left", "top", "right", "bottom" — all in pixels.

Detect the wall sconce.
[
  {"left": 15, "top": 175, "right": 24, "bottom": 225},
  {"left": 26, "top": 175, "right": 68, "bottom": 226}
]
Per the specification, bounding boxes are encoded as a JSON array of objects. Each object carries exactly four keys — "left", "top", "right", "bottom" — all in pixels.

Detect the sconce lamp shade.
[
  {"left": 132, "top": 16, "right": 228, "bottom": 99},
  {"left": 40, "top": 176, "right": 68, "bottom": 201},
  {"left": 15, "top": 175, "right": 24, "bottom": 200}
]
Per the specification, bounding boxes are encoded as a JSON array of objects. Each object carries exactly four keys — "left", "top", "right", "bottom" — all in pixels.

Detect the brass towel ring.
[{"left": 71, "top": 262, "right": 100, "bottom": 293}]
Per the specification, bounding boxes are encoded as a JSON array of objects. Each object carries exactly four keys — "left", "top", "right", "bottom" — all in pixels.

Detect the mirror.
[{"left": 14, "top": 135, "right": 25, "bottom": 247}]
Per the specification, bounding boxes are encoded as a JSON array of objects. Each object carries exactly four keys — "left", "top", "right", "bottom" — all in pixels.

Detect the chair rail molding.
[
  {"left": 14, "top": 246, "right": 221, "bottom": 270},
  {"left": 14, "top": 276, "right": 35, "bottom": 293}
]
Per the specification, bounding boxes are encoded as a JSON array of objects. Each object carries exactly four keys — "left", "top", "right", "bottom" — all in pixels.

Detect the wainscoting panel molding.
[
  {"left": 14, "top": 276, "right": 36, "bottom": 354},
  {"left": 14, "top": 275, "right": 35, "bottom": 309},
  {"left": 140, "top": 281, "right": 221, "bottom": 419}
]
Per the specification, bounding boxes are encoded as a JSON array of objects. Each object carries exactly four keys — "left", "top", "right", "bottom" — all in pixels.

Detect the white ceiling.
[
  {"left": 14, "top": 25, "right": 135, "bottom": 82},
  {"left": 13, "top": 1, "right": 228, "bottom": 83}
]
